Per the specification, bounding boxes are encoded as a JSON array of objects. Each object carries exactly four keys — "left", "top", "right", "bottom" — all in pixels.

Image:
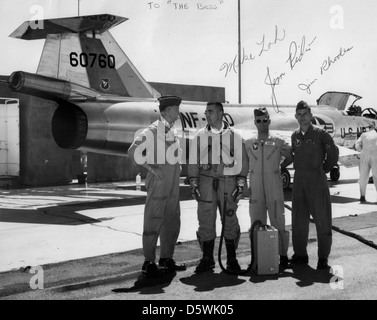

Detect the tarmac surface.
[{"left": 1, "top": 166, "right": 377, "bottom": 302}]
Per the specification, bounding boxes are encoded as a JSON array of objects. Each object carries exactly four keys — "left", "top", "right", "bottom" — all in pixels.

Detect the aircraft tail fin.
[{"left": 9, "top": 14, "right": 160, "bottom": 98}]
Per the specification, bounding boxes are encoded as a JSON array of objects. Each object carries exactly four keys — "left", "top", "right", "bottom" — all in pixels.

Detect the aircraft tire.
[
  {"left": 281, "top": 168, "right": 291, "bottom": 190},
  {"left": 330, "top": 167, "right": 340, "bottom": 181}
]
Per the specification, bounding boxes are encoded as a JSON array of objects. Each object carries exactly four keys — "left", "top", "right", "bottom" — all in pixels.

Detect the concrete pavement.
[{"left": 0, "top": 166, "right": 377, "bottom": 300}]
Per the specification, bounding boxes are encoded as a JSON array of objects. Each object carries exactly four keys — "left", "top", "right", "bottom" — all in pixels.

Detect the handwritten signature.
[
  {"left": 320, "top": 46, "right": 354, "bottom": 75},
  {"left": 298, "top": 45, "right": 353, "bottom": 94},
  {"left": 219, "top": 25, "right": 285, "bottom": 77},
  {"left": 257, "top": 25, "right": 286, "bottom": 57},
  {"left": 298, "top": 78, "right": 318, "bottom": 94},
  {"left": 264, "top": 67, "right": 286, "bottom": 109},
  {"left": 286, "top": 36, "right": 317, "bottom": 70},
  {"left": 219, "top": 47, "right": 255, "bottom": 77}
]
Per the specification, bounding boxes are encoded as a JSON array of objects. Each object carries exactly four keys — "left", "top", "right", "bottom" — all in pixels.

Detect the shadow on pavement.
[
  {"left": 329, "top": 195, "right": 363, "bottom": 204},
  {"left": 179, "top": 271, "right": 246, "bottom": 292},
  {"left": 251, "top": 264, "right": 335, "bottom": 288},
  {"left": 0, "top": 185, "right": 194, "bottom": 226},
  {"left": 288, "top": 265, "right": 334, "bottom": 287},
  {"left": 0, "top": 197, "right": 145, "bottom": 225},
  {"left": 112, "top": 271, "right": 177, "bottom": 295},
  {"left": 0, "top": 208, "right": 100, "bottom": 225}
]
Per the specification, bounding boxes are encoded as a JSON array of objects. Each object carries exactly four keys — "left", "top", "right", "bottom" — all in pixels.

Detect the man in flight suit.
[
  {"left": 355, "top": 123, "right": 377, "bottom": 202},
  {"left": 128, "top": 95, "right": 186, "bottom": 276},
  {"left": 188, "top": 102, "right": 249, "bottom": 273},
  {"left": 244, "top": 107, "right": 292, "bottom": 269},
  {"left": 290, "top": 101, "right": 339, "bottom": 270}
]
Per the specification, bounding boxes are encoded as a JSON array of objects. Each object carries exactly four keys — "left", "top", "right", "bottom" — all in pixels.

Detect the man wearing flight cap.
[
  {"left": 244, "top": 107, "right": 292, "bottom": 269},
  {"left": 290, "top": 100, "right": 338, "bottom": 270},
  {"left": 128, "top": 95, "right": 186, "bottom": 276}
]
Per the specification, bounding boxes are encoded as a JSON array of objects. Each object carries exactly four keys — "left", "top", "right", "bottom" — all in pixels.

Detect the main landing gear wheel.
[
  {"left": 330, "top": 166, "right": 340, "bottom": 181},
  {"left": 281, "top": 168, "right": 291, "bottom": 190}
]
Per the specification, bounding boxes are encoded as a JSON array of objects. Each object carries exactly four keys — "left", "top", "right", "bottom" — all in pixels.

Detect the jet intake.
[
  {"left": 52, "top": 103, "right": 88, "bottom": 149},
  {"left": 9, "top": 71, "right": 72, "bottom": 101},
  {"left": 51, "top": 101, "right": 158, "bottom": 156}
]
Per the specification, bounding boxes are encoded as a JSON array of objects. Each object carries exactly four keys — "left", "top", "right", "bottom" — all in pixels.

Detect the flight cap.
[
  {"left": 254, "top": 107, "right": 269, "bottom": 117},
  {"left": 296, "top": 100, "right": 311, "bottom": 111},
  {"left": 158, "top": 95, "right": 182, "bottom": 111}
]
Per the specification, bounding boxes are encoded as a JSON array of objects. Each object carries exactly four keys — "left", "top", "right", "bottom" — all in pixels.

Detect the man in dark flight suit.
[{"left": 290, "top": 101, "right": 339, "bottom": 270}]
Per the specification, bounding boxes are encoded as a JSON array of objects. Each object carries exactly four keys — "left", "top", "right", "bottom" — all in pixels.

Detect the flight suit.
[
  {"left": 244, "top": 134, "right": 291, "bottom": 256},
  {"left": 188, "top": 122, "right": 249, "bottom": 245},
  {"left": 128, "top": 119, "right": 181, "bottom": 263},
  {"left": 355, "top": 129, "right": 377, "bottom": 197},
  {"left": 291, "top": 125, "right": 339, "bottom": 259}
]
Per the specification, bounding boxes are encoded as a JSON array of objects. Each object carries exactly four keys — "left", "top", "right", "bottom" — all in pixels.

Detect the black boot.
[
  {"left": 317, "top": 257, "right": 330, "bottom": 270},
  {"left": 279, "top": 255, "right": 289, "bottom": 269},
  {"left": 225, "top": 239, "right": 241, "bottom": 273},
  {"left": 195, "top": 240, "right": 215, "bottom": 273},
  {"left": 141, "top": 261, "right": 163, "bottom": 277}
]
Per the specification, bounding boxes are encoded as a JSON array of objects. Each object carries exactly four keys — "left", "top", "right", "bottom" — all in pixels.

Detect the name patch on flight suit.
[{"left": 265, "top": 141, "right": 276, "bottom": 146}]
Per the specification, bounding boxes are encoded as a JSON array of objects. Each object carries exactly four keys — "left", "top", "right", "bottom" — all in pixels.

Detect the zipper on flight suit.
[{"left": 261, "top": 139, "right": 266, "bottom": 200}]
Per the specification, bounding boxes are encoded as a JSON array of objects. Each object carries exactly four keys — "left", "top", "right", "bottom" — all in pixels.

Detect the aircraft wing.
[
  {"left": 270, "top": 130, "right": 360, "bottom": 168},
  {"left": 336, "top": 145, "right": 360, "bottom": 168}
]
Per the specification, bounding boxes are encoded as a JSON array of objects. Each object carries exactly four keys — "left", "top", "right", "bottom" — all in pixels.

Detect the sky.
[{"left": 0, "top": 0, "right": 376, "bottom": 108}]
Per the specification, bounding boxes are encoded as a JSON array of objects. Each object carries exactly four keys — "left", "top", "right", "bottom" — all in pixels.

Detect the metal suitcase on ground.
[{"left": 253, "top": 225, "right": 279, "bottom": 275}]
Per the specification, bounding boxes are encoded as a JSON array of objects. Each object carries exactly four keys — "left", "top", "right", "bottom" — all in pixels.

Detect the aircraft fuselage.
[{"left": 50, "top": 99, "right": 377, "bottom": 157}]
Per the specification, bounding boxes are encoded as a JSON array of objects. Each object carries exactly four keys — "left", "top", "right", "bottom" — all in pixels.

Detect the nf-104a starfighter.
[{"left": 3, "top": 14, "right": 377, "bottom": 189}]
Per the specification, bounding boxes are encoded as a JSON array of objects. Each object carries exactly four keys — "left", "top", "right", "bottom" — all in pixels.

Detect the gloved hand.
[
  {"left": 232, "top": 176, "right": 246, "bottom": 202},
  {"left": 191, "top": 187, "right": 201, "bottom": 201},
  {"left": 231, "top": 186, "right": 243, "bottom": 202},
  {"left": 189, "top": 177, "right": 201, "bottom": 201}
]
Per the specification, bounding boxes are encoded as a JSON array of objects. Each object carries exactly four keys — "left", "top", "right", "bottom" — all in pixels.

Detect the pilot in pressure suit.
[
  {"left": 355, "top": 124, "right": 377, "bottom": 202},
  {"left": 244, "top": 107, "right": 292, "bottom": 269},
  {"left": 188, "top": 102, "right": 249, "bottom": 273},
  {"left": 290, "top": 101, "right": 339, "bottom": 270}
]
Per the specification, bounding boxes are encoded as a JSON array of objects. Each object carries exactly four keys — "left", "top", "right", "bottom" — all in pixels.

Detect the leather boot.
[
  {"left": 195, "top": 240, "right": 215, "bottom": 273},
  {"left": 279, "top": 255, "right": 289, "bottom": 269},
  {"left": 225, "top": 239, "right": 241, "bottom": 273}
]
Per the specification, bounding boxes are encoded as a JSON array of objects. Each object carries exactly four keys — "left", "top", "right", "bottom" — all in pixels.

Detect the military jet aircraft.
[{"left": 3, "top": 14, "right": 377, "bottom": 189}]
